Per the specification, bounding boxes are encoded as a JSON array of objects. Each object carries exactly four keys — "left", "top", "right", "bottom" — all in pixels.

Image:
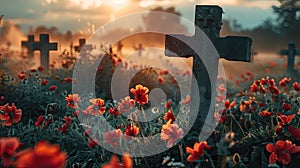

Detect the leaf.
[{"left": 261, "top": 147, "right": 269, "bottom": 167}]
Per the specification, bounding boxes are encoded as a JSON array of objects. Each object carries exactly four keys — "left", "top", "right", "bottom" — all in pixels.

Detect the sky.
[{"left": 0, "top": 0, "right": 280, "bottom": 34}]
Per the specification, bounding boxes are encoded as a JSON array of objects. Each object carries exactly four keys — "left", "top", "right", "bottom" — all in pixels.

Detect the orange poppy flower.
[
  {"left": 0, "top": 137, "right": 20, "bottom": 167},
  {"left": 164, "top": 109, "right": 176, "bottom": 122},
  {"left": 260, "top": 110, "right": 272, "bottom": 117},
  {"left": 104, "top": 129, "right": 122, "bottom": 148},
  {"left": 118, "top": 96, "right": 135, "bottom": 114},
  {"left": 65, "top": 94, "right": 81, "bottom": 109},
  {"left": 15, "top": 141, "right": 67, "bottom": 168},
  {"left": 0, "top": 103, "right": 22, "bottom": 126},
  {"left": 89, "top": 98, "right": 106, "bottom": 115},
  {"left": 161, "top": 120, "right": 183, "bottom": 147},
  {"left": 266, "top": 140, "right": 300, "bottom": 165},
  {"left": 278, "top": 114, "right": 295, "bottom": 125},
  {"left": 186, "top": 141, "right": 211, "bottom": 162},
  {"left": 124, "top": 125, "right": 139, "bottom": 140},
  {"left": 101, "top": 153, "right": 132, "bottom": 168},
  {"left": 157, "top": 76, "right": 164, "bottom": 84},
  {"left": 130, "top": 84, "right": 149, "bottom": 105},
  {"left": 181, "top": 95, "right": 191, "bottom": 104}
]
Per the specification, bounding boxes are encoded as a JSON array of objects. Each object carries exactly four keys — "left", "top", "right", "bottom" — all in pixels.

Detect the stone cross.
[
  {"left": 164, "top": 5, "right": 252, "bottom": 120},
  {"left": 33, "top": 34, "right": 58, "bottom": 71},
  {"left": 280, "top": 43, "right": 300, "bottom": 73},
  {"left": 74, "top": 39, "right": 93, "bottom": 53},
  {"left": 21, "top": 35, "right": 35, "bottom": 58}
]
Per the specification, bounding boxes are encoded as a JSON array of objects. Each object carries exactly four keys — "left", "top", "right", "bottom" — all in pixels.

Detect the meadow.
[{"left": 0, "top": 47, "right": 300, "bottom": 168}]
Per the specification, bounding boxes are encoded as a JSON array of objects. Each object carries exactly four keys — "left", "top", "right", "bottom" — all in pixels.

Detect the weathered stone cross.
[
  {"left": 165, "top": 5, "right": 252, "bottom": 117},
  {"left": 280, "top": 43, "right": 300, "bottom": 73},
  {"left": 74, "top": 38, "right": 93, "bottom": 53},
  {"left": 33, "top": 34, "right": 58, "bottom": 71},
  {"left": 21, "top": 35, "right": 35, "bottom": 58}
]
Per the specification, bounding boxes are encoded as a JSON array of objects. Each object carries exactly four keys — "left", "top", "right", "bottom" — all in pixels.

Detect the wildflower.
[
  {"left": 84, "top": 129, "right": 93, "bottom": 137},
  {"left": 165, "top": 101, "right": 172, "bottom": 109},
  {"left": 279, "top": 77, "right": 291, "bottom": 87},
  {"left": 37, "top": 66, "right": 45, "bottom": 71},
  {"left": 89, "top": 98, "right": 106, "bottom": 115},
  {"left": 15, "top": 141, "right": 67, "bottom": 168},
  {"left": 224, "top": 99, "right": 236, "bottom": 109},
  {"left": 63, "top": 116, "right": 72, "bottom": 126},
  {"left": 292, "top": 82, "right": 300, "bottom": 91},
  {"left": 18, "top": 71, "right": 26, "bottom": 79},
  {"left": 260, "top": 110, "right": 272, "bottom": 117},
  {"left": 101, "top": 153, "right": 132, "bottom": 168},
  {"left": 282, "top": 103, "right": 292, "bottom": 111},
  {"left": 266, "top": 140, "right": 300, "bottom": 165},
  {"left": 49, "top": 85, "right": 57, "bottom": 91},
  {"left": 278, "top": 114, "right": 295, "bottom": 125},
  {"left": 0, "top": 103, "right": 22, "bottom": 126},
  {"left": 186, "top": 141, "right": 211, "bottom": 162},
  {"left": 35, "top": 116, "right": 45, "bottom": 127},
  {"left": 40, "top": 79, "right": 48, "bottom": 85},
  {"left": 130, "top": 84, "right": 149, "bottom": 105},
  {"left": 159, "top": 70, "right": 169, "bottom": 75},
  {"left": 182, "top": 95, "right": 191, "bottom": 104},
  {"left": 124, "top": 125, "right": 139, "bottom": 140},
  {"left": 108, "top": 107, "right": 120, "bottom": 117},
  {"left": 0, "top": 137, "right": 20, "bottom": 167},
  {"left": 104, "top": 129, "right": 122, "bottom": 147},
  {"left": 63, "top": 77, "right": 72, "bottom": 83},
  {"left": 288, "top": 125, "right": 300, "bottom": 141},
  {"left": 88, "top": 139, "right": 98, "bottom": 148},
  {"left": 163, "top": 109, "right": 176, "bottom": 122},
  {"left": 118, "top": 96, "right": 135, "bottom": 114},
  {"left": 58, "top": 124, "right": 68, "bottom": 134},
  {"left": 158, "top": 76, "right": 164, "bottom": 84},
  {"left": 65, "top": 94, "right": 81, "bottom": 109},
  {"left": 161, "top": 120, "right": 183, "bottom": 147}
]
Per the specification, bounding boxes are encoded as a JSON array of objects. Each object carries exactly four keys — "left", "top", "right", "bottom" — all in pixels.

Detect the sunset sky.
[{"left": 1, "top": 0, "right": 280, "bottom": 34}]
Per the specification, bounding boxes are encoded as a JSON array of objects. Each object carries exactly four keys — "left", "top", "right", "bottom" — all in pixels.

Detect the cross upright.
[
  {"left": 74, "top": 39, "right": 93, "bottom": 53},
  {"left": 33, "top": 34, "right": 58, "bottom": 71},
  {"left": 165, "top": 5, "right": 252, "bottom": 117},
  {"left": 280, "top": 43, "right": 300, "bottom": 73},
  {"left": 21, "top": 35, "right": 35, "bottom": 58}
]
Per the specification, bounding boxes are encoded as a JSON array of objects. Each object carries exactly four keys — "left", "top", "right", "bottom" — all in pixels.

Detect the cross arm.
[
  {"left": 215, "top": 36, "right": 252, "bottom": 62},
  {"left": 165, "top": 34, "right": 194, "bottom": 58}
]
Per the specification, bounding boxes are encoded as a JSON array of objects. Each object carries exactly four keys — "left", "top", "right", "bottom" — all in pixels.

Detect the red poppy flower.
[
  {"left": 164, "top": 109, "right": 176, "bottom": 122},
  {"left": 260, "top": 110, "right": 272, "bottom": 117},
  {"left": 84, "top": 129, "right": 93, "bottom": 137},
  {"left": 165, "top": 101, "right": 172, "bottom": 109},
  {"left": 101, "top": 153, "right": 132, "bottom": 168},
  {"left": 161, "top": 120, "right": 183, "bottom": 147},
  {"left": 182, "top": 95, "right": 191, "bottom": 104},
  {"left": 0, "top": 103, "right": 22, "bottom": 126},
  {"left": 224, "top": 99, "right": 236, "bottom": 109},
  {"left": 104, "top": 129, "right": 122, "bottom": 147},
  {"left": 88, "top": 139, "right": 99, "bottom": 148},
  {"left": 279, "top": 77, "right": 291, "bottom": 87},
  {"left": 292, "top": 82, "right": 300, "bottom": 91},
  {"left": 279, "top": 114, "right": 295, "bottom": 125},
  {"left": 288, "top": 125, "right": 300, "bottom": 141},
  {"left": 0, "top": 137, "right": 20, "bottom": 167},
  {"left": 15, "top": 141, "right": 67, "bottom": 168},
  {"left": 37, "top": 66, "right": 45, "bottom": 71},
  {"left": 40, "top": 79, "right": 48, "bottom": 85},
  {"left": 118, "top": 96, "right": 135, "bottom": 114},
  {"left": 124, "top": 125, "right": 139, "bottom": 140},
  {"left": 282, "top": 103, "right": 292, "bottom": 111},
  {"left": 35, "top": 116, "right": 45, "bottom": 127},
  {"left": 65, "top": 94, "right": 81, "bottom": 109},
  {"left": 63, "top": 77, "right": 72, "bottom": 83},
  {"left": 266, "top": 140, "right": 300, "bottom": 165},
  {"left": 186, "top": 141, "right": 211, "bottom": 162},
  {"left": 130, "top": 84, "right": 149, "bottom": 105},
  {"left": 108, "top": 107, "right": 120, "bottom": 117},
  {"left": 58, "top": 124, "right": 68, "bottom": 134},
  {"left": 63, "top": 116, "right": 72, "bottom": 126},
  {"left": 49, "top": 85, "right": 57, "bottom": 91}
]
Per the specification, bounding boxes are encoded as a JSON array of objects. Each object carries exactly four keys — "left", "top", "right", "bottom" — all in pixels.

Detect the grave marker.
[
  {"left": 21, "top": 35, "right": 35, "bottom": 58},
  {"left": 280, "top": 43, "right": 300, "bottom": 73},
  {"left": 74, "top": 39, "right": 93, "bottom": 53},
  {"left": 33, "top": 34, "right": 58, "bottom": 71},
  {"left": 165, "top": 5, "right": 252, "bottom": 116}
]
